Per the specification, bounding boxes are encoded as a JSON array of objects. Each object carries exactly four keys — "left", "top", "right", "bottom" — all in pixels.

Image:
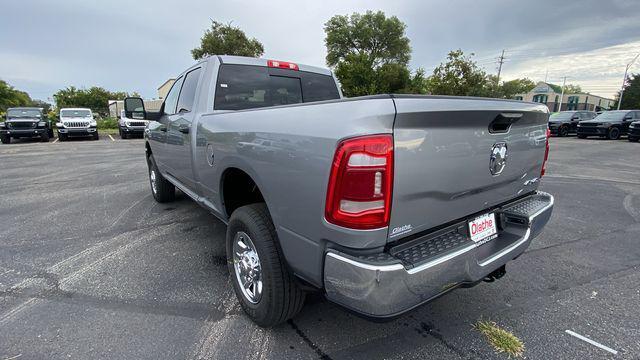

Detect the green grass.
[
  {"left": 474, "top": 320, "right": 525, "bottom": 358},
  {"left": 99, "top": 128, "right": 119, "bottom": 135},
  {"left": 97, "top": 117, "right": 118, "bottom": 130}
]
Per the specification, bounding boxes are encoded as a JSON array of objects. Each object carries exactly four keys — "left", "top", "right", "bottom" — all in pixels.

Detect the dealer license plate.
[{"left": 468, "top": 213, "right": 497, "bottom": 243}]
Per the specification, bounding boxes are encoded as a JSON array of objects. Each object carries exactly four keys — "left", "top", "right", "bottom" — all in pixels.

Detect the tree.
[
  {"left": 0, "top": 79, "right": 32, "bottom": 113},
  {"left": 324, "top": 11, "right": 425, "bottom": 97},
  {"left": 53, "top": 86, "right": 132, "bottom": 117},
  {"left": 500, "top": 78, "right": 536, "bottom": 99},
  {"left": 191, "top": 20, "right": 264, "bottom": 60},
  {"left": 616, "top": 73, "right": 640, "bottom": 109},
  {"left": 426, "top": 50, "right": 489, "bottom": 96}
]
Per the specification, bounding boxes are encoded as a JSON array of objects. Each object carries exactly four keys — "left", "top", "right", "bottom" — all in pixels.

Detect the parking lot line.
[
  {"left": 52, "top": 138, "right": 59, "bottom": 143},
  {"left": 565, "top": 330, "right": 618, "bottom": 355},
  {"left": 108, "top": 134, "right": 115, "bottom": 141}
]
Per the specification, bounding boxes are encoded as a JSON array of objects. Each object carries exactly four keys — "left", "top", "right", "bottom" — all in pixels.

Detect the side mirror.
[
  {"left": 124, "top": 97, "right": 146, "bottom": 120},
  {"left": 571, "top": 115, "right": 579, "bottom": 120},
  {"left": 623, "top": 115, "right": 632, "bottom": 121}
]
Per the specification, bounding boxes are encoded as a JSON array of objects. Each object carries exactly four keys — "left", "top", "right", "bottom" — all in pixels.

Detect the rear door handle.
[
  {"left": 159, "top": 127, "right": 167, "bottom": 132},
  {"left": 178, "top": 125, "right": 190, "bottom": 134}
]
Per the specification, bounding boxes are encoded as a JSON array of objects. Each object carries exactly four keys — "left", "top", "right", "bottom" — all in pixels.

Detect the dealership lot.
[{"left": 0, "top": 137, "right": 639, "bottom": 359}]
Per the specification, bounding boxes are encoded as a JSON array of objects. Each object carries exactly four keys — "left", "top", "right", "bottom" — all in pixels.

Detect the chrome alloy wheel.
[
  {"left": 149, "top": 169, "right": 158, "bottom": 194},
  {"left": 233, "top": 231, "right": 263, "bottom": 304}
]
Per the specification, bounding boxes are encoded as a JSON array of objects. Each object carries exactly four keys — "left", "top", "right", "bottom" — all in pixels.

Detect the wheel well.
[
  {"left": 222, "top": 168, "right": 265, "bottom": 217},
  {"left": 145, "top": 142, "right": 152, "bottom": 158}
]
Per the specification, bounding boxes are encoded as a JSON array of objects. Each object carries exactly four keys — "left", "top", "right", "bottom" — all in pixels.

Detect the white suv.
[{"left": 57, "top": 108, "right": 98, "bottom": 141}]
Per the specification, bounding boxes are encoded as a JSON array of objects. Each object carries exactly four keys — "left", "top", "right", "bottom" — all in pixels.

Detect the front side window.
[
  {"left": 214, "top": 64, "right": 339, "bottom": 111},
  {"left": 176, "top": 67, "right": 202, "bottom": 113},
  {"left": 532, "top": 94, "right": 548, "bottom": 103},
  {"left": 164, "top": 76, "right": 184, "bottom": 115}
]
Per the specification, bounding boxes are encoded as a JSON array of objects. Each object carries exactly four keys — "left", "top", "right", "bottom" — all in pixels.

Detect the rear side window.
[
  {"left": 214, "top": 64, "right": 339, "bottom": 110},
  {"left": 177, "top": 67, "right": 202, "bottom": 113}
]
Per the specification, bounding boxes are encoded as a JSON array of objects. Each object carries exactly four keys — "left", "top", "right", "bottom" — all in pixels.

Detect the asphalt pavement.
[{"left": 0, "top": 135, "right": 639, "bottom": 359}]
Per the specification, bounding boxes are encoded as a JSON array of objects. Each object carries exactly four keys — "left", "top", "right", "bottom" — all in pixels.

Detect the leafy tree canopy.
[
  {"left": 0, "top": 79, "right": 32, "bottom": 114},
  {"left": 192, "top": 20, "right": 264, "bottom": 60},
  {"left": 325, "top": 11, "right": 424, "bottom": 97},
  {"left": 426, "top": 49, "right": 489, "bottom": 97},
  {"left": 616, "top": 73, "right": 640, "bottom": 109}
]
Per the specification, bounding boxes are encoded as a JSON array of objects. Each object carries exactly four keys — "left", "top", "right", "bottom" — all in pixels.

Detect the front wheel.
[
  {"left": 577, "top": 134, "right": 587, "bottom": 139},
  {"left": 226, "top": 203, "right": 305, "bottom": 327},
  {"left": 93, "top": 131, "right": 99, "bottom": 140},
  {"left": 147, "top": 155, "right": 175, "bottom": 203},
  {"left": 607, "top": 127, "right": 620, "bottom": 140},
  {"left": 629, "top": 136, "right": 639, "bottom": 142},
  {"left": 40, "top": 131, "right": 50, "bottom": 142},
  {"left": 1, "top": 135, "right": 10, "bottom": 144},
  {"left": 558, "top": 125, "right": 569, "bottom": 137}
]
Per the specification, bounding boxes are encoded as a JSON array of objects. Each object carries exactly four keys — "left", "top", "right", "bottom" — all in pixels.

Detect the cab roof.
[{"left": 215, "top": 55, "right": 333, "bottom": 76}]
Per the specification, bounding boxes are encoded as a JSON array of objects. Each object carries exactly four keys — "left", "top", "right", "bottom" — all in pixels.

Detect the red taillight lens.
[
  {"left": 541, "top": 128, "right": 550, "bottom": 177},
  {"left": 325, "top": 134, "right": 393, "bottom": 230},
  {"left": 267, "top": 60, "right": 299, "bottom": 71}
]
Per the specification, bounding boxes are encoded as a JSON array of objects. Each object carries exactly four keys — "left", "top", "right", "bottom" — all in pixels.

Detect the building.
[
  {"left": 157, "top": 79, "right": 175, "bottom": 100},
  {"left": 515, "top": 82, "right": 615, "bottom": 112}
]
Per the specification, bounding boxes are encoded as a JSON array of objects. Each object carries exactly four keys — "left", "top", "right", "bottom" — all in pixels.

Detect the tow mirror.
[{"left": 124, "top": 97, "right": 146, "bottom": 120}]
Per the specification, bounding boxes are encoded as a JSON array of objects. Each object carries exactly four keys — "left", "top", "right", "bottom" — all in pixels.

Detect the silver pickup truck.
[{"left": 124, "top": 55, "right": 554, "bottom": 327}]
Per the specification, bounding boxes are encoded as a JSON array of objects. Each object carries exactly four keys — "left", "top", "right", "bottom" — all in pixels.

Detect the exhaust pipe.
[{"left": 483, "top": 265, "right": 506, "bottom": 283}]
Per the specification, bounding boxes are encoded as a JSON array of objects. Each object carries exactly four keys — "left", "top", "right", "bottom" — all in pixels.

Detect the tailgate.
[{"left": 388, "top": 96, "right": 549, "bottom": 240}]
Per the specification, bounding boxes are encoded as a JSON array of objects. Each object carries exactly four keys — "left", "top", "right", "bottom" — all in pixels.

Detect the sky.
[{"left": 2, "top": 0, "right": 640, "bottom": 102}]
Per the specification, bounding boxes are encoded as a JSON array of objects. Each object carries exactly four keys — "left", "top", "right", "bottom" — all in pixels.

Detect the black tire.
[
  {"left": 58, "top": 133, "right": 67, "bottom": 142},
  {"left": 120, "top": 128, "right": 128, "bottom": 139},
  {"left": 147, "top": 154, "right": 175, "bottom": 203},
  {"left": 48, "top": 128, "right": 54, "bottom": 138},
  {"left": 1, "top": 135, "right": 10, "bottom": 144},
  {"left": 558, "top": 125, "right": 569, "bottom": 137},
  {"left": 40, "top": 131, "right": 50, "bottom": 142},
  {"left": 93, "top": 131, "right": 99, "bottom": 140},
  {"left": 577, "top": 134, "right": 587, "bottom": 139},
  {"left": 629, "top": 136, "right": 639, "bottom": 142},
  {"left": 226, "top": 203, "right": 305, "bottom": 327},
  {"left": 607, "top": 127, "right": 620, "bottom": 140}
]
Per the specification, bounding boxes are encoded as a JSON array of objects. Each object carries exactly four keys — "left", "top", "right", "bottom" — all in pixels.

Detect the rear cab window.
[{"left": 214, "top": 64, "right": 340, "bottom": 111}]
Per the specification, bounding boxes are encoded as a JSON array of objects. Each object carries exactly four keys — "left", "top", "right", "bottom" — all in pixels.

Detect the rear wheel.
[
  {"left": 1, "top": 135, "right": 10, "bottom": 144},
  {"left": 226, "top": 203, "right": 305, "bottom": 327},
  {"left": 607, "top": 127, "right": 620, "bottom": 140},
  {"left": 147, "top": 154, "right": 175, "bottom": 203},
  {"left": 558, "top": 125, "right": 569, "bottom": 137}
]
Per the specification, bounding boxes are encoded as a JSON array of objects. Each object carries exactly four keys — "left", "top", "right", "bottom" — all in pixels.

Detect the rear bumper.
[
  {"left": 1, "top": 129, "right": 46, "bottom": 137},
  {"left": 323, "top": 191, "right": 554, "bottom": 318}
]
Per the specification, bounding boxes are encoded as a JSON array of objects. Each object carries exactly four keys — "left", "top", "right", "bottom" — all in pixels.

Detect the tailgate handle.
[{"left": 489, "top": 113, "right": 523, "bottom": 133}]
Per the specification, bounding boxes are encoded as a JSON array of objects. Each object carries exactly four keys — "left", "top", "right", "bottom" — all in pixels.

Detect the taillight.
[
  {"left": 267, "top": 59, "right": 299, "bottom": 71},
  {"left": 325, "top": 134, "right": 393, "bottom": 230},
  {"left": 541, "top": 128, "right": 550, "bottom": 177}
]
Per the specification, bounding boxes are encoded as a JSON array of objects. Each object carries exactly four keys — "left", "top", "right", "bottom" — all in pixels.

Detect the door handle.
[
  {"left": 160, "top": 127, "right": 167, "bottom": 132},
  {"left": 178, "top": 125, "right": 190, "bottom": 134}
]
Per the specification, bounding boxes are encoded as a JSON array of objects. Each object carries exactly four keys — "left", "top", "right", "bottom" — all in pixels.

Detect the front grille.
[
  {"left": 128, "top": 121, "right": 146, "bottom": 127},
  {"left": 8, "top": 122, "right": 36, "bottom": 129},
  {"left": 579, "top": 127, "right": 600, "bottom": 133},
  {"left": 65, "top": 121, "right": 89, "bottom": 128}
]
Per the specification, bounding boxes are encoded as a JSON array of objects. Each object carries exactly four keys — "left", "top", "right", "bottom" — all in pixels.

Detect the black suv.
[
  {"left": 577, "top": 110, "right": 639, "bottom": 140},
  {"left": 0, "top": 107, "right": 54, "bottom": 144},
  {"left": 549, "top": 111, "right": 596, "bottom": 137},
  {"left": 628, "top": 121, "right": 640, "bottom": 142}
]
